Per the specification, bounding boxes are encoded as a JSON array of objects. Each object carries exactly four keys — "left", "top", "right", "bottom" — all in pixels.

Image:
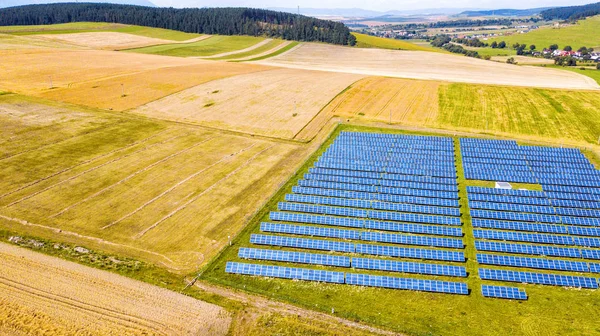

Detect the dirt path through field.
[{"left": 192, "top": 280, "right": 400, "bottom": 336}]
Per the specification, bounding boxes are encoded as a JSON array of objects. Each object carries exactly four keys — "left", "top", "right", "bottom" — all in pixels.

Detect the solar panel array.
[
  {"left": 481, "top": 285, "right": 527, "bottom": 300},
  {"left": 463, "top": 138, "right": 600, "bottom": 293},
  {"left": 227, "top": 131, "right": 469, "bottom": 295}
]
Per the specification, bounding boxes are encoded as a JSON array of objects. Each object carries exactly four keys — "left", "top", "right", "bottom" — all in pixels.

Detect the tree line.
[
  {"left": 540, "top": 2, "right": 600, "bottom": 20},
  {"left": 0, "top": 3, "right": 356, "bottom": 46}
]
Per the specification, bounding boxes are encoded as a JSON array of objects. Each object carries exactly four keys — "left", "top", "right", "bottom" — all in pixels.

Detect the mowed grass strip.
[
  {"left": 213, "top": 39, "right": 284, "bottom": 60},
  {"left": 202, "top": 124, "right": 600, "bottom": 336},
  {"left": 126, "top": 35, "right": 265, "bottom": 57},
  {"left": 353, "top": 32, "right": 444, "bottom": 53},
  {"left": 487, "top": 15, "right": 600, "bottom": 50},
  {"left": 437, "top": 83, "right": 600, "bottom": 145},
  {"left": 242, "top": 41, "right": 299, "bottom": 62}
]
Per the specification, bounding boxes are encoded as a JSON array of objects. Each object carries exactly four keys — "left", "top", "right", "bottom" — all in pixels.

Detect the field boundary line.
[
  {"left": 0, "top": 276, "right": 168, "bottom": 333},
  {"left": 0, "top": 128, "right": 170, "bottom": 201},
  {"left": 5, "top": 134, "right": 185, "bottom": 208},
  {"left": 0, "top": 214, "right": 181, "bottom": 268},
  {"left": 51, "top": 135, "right": 218, "bottom": 219},
  {"left": 102, "top": 141, "right": 256, "bottom": 230},
  {"left": 134, "top": 144, "right": 275, "bottom": 239}
]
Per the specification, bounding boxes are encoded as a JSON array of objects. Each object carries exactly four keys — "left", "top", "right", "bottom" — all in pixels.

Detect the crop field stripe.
[
  {"left": 51, "top": 135, "right": 218, "bottom": 219},
  {"left": 103, "top": 140, "right": 256, "bottom": 230},
  {"left": 0, "top": 127, "right": 170, "bottom": 200},
  {"left": 133, "top": 144, "right": 276, "bottom": 239},
  {"left": 4, "top": 133, "right": 187, "bottom": 208}
]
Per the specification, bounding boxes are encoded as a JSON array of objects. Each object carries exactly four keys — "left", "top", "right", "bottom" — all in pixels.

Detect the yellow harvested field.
[
  {"left": 0, "top": 49, "right": 267, "bottom": 111},
  {"left": 255, "top": 43, "right": 600, "bottom": 90},
  {"left": 134, "top": 68, "right": 363, "bottom": 139},
  {"left": 0, "top": 96, "right": 310, "bottom": 271},
  {"left": 296, "top": 77, "right": 439, "bottom": 140},
  {"left": 0, "top": 33, "right": 79, "bottom": 50},
  {"left": 491, "top": 55, "right": 555, "bottom": 65},
  {"left": 32, "top": 32, "right": 199, "bottom": 50},
  {"left": 0, "top": 242, "right": 231, "bottom": 335}
]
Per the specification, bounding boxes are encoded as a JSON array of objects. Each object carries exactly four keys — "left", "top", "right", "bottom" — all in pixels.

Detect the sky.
[{"left": 151, "top": 0, "right": 594, "bottom": 11}]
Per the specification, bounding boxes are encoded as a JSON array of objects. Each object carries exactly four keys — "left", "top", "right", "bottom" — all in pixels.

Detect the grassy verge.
[
  {"left": 125, "top": 35, "right": 265, "bottom": 57},
  {"left": 201, "top": 123, "right": 600, "bottom": 336},
  {"left": 240, "top": 41, "right": 300, "bottom": 62}
]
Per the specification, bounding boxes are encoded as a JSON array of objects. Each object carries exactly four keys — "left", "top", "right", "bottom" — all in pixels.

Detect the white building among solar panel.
[{"left": 495, "top": 182, "right": 512, "bottom": 189}]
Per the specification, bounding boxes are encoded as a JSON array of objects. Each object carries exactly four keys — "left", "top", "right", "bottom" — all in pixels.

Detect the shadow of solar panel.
[
  {"left": 225, "top": 262, "right": 345, "bottom": 283},
  {"left": 355, "top": 244, "right": 465, "bottom": 262},
  {"left": 477, "top": 253, "right": 589, "bottom": 272},
  {"left": 479, "top": 268, "right": 598, "bottom": 288},
  {"left": 362, "top": 231, "right": 464, "bottom": 249},
  {"left": 481, "top": 285, "right": 527, "bottom": 300},
  {"left": 352, "top": 257, "right": 467, "bottom": 277},
  {"left": 250, "top": 234, "right": 355, "bottom": 253},
  {"left": 260, "top": 222, "right": 361, "bottom": 240},
  {"left": 345, "top": 273, "right": 468, "bottom": 294},
  {"left": 474, "top": 241, "right": 581, "bottom": 258},
  {"left": 238, "top": 247, "right": 351, "bottom": 267}
]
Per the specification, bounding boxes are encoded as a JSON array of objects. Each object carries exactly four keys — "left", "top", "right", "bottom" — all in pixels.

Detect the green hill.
[{"left": 487, "top": 15, "right": 600, "bottom": 50}]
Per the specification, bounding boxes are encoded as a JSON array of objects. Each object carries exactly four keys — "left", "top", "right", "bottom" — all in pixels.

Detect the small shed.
[{"left": 495, "top": 182, "right": 512, "bottom": 189}]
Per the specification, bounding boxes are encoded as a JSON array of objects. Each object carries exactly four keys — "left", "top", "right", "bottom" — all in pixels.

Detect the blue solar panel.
[
  {"left": 477, "top": 253, "right": 589, "bottom": 272},
  {"left": 225, "top": 262, "right": 345, "bottom": 283},
  {"left": 472, "top": 219, "right": 568, "bottom": 234},
  {"left": 355, "top": 244, "right": 465, "bottom": 262},
  {"left": 573, "top": 237, "right": 600, "bottom": 248},
  {"left": 250, "top": 234, "right": 355, "bottom": 253},
  {"left": 345, "top": 273, "right": 468, "bottom": 294},
  {"left": 308, "top": 167, "right": 457, "bottom": 185},
  {"left": 362, "top": 231, "right": 464, "bottom": 249},
  {"left": 468, "top": 193, "right": 551, "bottom": 206},
  {"left": 567, "top": 226, "right": 600, "bottom": 237},
  {"left": 364, "top": 220, "right": 463, "bottom": 237},
  {"left": 469, "top": 201, "right": 556, "bottom": 215},
  {"left": 473, "top": 229, "right": 574, "bottom": 245},
  {"left": 260, "top": 222, "right": 361, "bottom": 240},
  {"left": 303, "top": 173, "right": 458, "bottom": 192},
  {"left": 352, "top": 257, "right": 467, "bottom": 277},
  {"left": 479, "top": 268, "right": 598, "bottom": 288},
  {"left": 474, "top": 240, "right": 581, "bottom": 258},
  {"left": 589, "top": 263, "right": 600, "bottom": 273},
  {"left": 581, "top": 249, "right": 600, "bottom": 260},
  {"left": 481, "top": 285, "right": 527, "bottom": 300},
  {"left": 270, "top": 211, "right": 363, "bottom": 228},
  {"left": 239, "top": 247, "right": 351, "bottom": 267},
  {"left": 297, "top": 179, "right": 459, "bottom": 199}
]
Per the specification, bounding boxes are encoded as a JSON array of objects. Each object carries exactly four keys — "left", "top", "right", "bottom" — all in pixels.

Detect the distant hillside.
[
  {"left": 540, "top": 2, "right": 600, "bottom": 20},
  {"left": 458, "top": 7, "right": 553, "bottom": 17},
  {"left": 269, "top": 7, "right": 480, "bottom": 18},
  {"left": 0, "top": 3, "right": 355, "bottom": 45},
  {"left": 0, "top": 0, "right": 155, "bottom": 8}
]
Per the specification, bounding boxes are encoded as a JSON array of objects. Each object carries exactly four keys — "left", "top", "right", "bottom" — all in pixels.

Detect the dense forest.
[
  {"left": 0, "top": 3, "right": 356, "bottom": 45},
  {"left": 540, "top": 2, "right": 600, "bottom": 20},
  {"left": 389, "top": 18, "right": 533, "bottom": 30}
]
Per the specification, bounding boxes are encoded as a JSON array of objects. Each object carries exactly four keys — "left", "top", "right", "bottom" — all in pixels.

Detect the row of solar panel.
[
  {"left": 477, "top": 253, "right": 600, "bottom": 273},
  {"left": 461, "top": 151, "right": 589, "bottom": 164},
  {"left": 315, "top": 162, "right": 458, "bottom": 178},
  {"left": 292, "top": 186, "right": 461, "bottom": 208},
  {"left": 226, "top": 262, "right": 469, "bottom": 295},
  {"left": 464, "top": 173, "right": 537, "bottom": 184},
  {"left": 461, "top": 147, "right": 583, "bottom": 157},
  {"left": 317, "top": 158, "right": 457, "bottom": 174},
  {"left": 469, "top": 201, "right": 600, "bottom": 218},
  {"left": 298, "top": 180, "right": 459, "bottom": 199},
  {"left": 471, "top": 209, "right": 599, "bottom": 227},
  {"left": 323, "top": 149, "right": 456, "bottom": 160},
  {"left": 481, "top": 285, "right": 527, "bottom": 300},
  {"left": 252, "top": 231, "right": 464, "bottom": 252},
  {"left": 543, "top": 185, "right": 600, "bottom": 196},
  {"left": 270, "top": 211, "right": 463, "bottom": 236},
  {"left": 464, "top": 171, "right": 600, "bottom": 187},
  {"left": 329, "top": 143, "right": 455, "bottom": 153},
  {"left": 238, "top": 248, "right": 467, "bottom": 277},
  {"left": 474, "top": 240, "right": 599, "bottom": 260},
  {"left": 337, "top": 135, "right": 454, "bottom": 144},
  {"left": 285, "top": 194, "right": 461, "bottom": 217},
  {"left": 304, "top": 173, "right": 459, "bottom": 192},
  {"left": 462, "top": 158, "right": 595, "bottom": 173},
  {"left": 474, "top": 229, "right": 600, "bottom": 247},
  {"left": 277, "top": 202, "right": 462, "bottom": 226},
  {"left": 472, "top": 219, "right": 600, "bottom": 237},
  {"left": 479, "top": 268, "right": 598, "bottom": 289},
  {"left": 309, "top": 168, "right": 457, "bottom": 186},
  {"left": 467, "top": 187, "right": 600, "bottom": 202},
  {"left": 339, "top": 131, "right": 453, "bottom": 141},
  {"left": 467, "top": 193, "right": 600, "bottom": 210},
  {"left": 261, "top": 222, "right": 466, "bottom": 261}
]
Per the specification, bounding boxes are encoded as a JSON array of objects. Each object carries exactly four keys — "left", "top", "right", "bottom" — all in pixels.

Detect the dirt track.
[
  {"left": 0, "top": 242, "right": 231, "bottom": 335},
  {"left": 255, "top": 43, "right": 600, "bottom": 90}
]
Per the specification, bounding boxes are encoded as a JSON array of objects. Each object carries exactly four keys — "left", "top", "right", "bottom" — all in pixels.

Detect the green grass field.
[
  {"left": 487, "top": 15, "right": 600, "bottom": 50},
  {"left": 0, "top": 22, "right": 202, "bottom": 41},
  {"left": 126, "top": 35, "right": 265, "bottom": 57},
  {"left": 241, "top": 42, "right": 300, "bottom": 62},
  {"left": 353, "top": 32, "right": 443, "bottom": 53},
  {"left": 436, "top": 83, "right": 600, "bottom": 146},
  {"left": 212, "top": 39, "right": 284, "bottom": 60},
  {"left": 201, "top": 124, "right": 600, "bottom": 336}
]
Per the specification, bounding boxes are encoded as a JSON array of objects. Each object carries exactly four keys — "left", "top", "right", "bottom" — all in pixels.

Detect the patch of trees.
[
  {"left": 453, "top": 37, "right": 487, "bottom": 48},
  {"left": 0, "top": 3, "right": 356, "bottom": 45},
  {"left": 540, "top": 2, "right": 600, "bottom": 20},
  {"left": 490, "top": 41, "right": 507, "bottom": 49},
  {"left": 554, "top": 56, "right": 577, "bottom": 66},
  {"left": 429, "top": 35, "right": 479, "bottom": 58},
  {"left": 389, "top": 18, "right": 517, "bottom": 30}
]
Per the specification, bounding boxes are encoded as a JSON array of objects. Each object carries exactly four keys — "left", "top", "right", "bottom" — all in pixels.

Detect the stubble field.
[
  {"left": 31, "top": 32, "right": 210, "bottom": 50},
  {"left": 134, "top": 68, "right": 364, "bottom": 140},
  {"left": 0, "top": 242, "right": 231, "bottom": 336}
]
